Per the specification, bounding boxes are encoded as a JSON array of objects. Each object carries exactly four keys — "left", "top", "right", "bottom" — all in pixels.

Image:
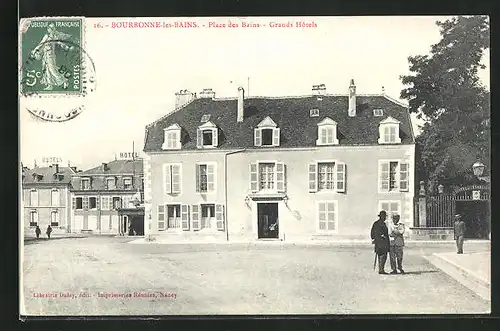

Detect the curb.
[{"left": 424, "top": 253, "right": 490, "bottom": 302}]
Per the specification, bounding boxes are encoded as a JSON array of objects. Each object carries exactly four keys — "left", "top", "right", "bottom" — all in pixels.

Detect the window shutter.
[
  {"left": 381, "top": 202, "right": 389, "bottom": 213},
  {"left": 72, "top": 197, "right": 76, "bottom": 210},
  {"left": 327, "top": 127, "right": 334, "bottom": 144},
  {"left": 172, "top": 165, "right": 181, "bottom": 194},
  {"left": 212, "top": 128, "right": 218, "bottom": 147},
  {"left": 249, "top": 163, "right": 258, "bottom": 192},
  {"left": 158, "top": 205, "right": 165, "bottom": 230},
  {"left": 164, "top": 164, "right": 172, "bottom": 194},
  {"left": 335, "top": 163, "right": 346, "bottom": 193},
  {"left": 96, "top": 196, "right": 100, "bottom": 210},
  {"left": 207, "top": 163, "right": 216, "bottom": 192},
  {"left": 273, "top": 128, "right": 280, "bottom": 146},
  {"left": 83, "top": 196, "right": 89, "bottom": 210},
  {"left": 191, "top": 204, "right": 200, "bottom": 230},
  {"left": 318, "top": 202, "right": 326, "bottom": 231},
  {"left": 399, "top": 163, "right": 409, "bottom": 192},
  {"left": 195, "top": 164, "right": 200, "bottom": 193},
  {"left": 215, "top": 204, "right": 225, "bottom": 231},
  {"left": 308, "top": 163, "right": 318, "bottom": 192},
  {"left": 320, "top": 127, "right": 327, "bottom": 144},
  {"left": 380, "top": 162, "right": 389, "bottom": 191},
  {"left": 197, "top": 129, "right": 203, "bottom": 148},
  {"left": 254, "top": 128, "right": 262, "bottom": 146},
  {"left": 181, "top": 204, "right": 190, "bottom": 230},
  {"left": 276, "top": 162, "right": 285, "bottom": 193}
]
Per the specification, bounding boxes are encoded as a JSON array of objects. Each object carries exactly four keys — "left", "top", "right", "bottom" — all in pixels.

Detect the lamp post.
[{"left": 472, "top": 161, "right": 490, "bottom": 183}]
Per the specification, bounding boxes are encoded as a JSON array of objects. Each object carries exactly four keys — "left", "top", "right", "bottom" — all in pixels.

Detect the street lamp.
[{"left": 472, "top": 161, "right": 485, "bottom": 177}]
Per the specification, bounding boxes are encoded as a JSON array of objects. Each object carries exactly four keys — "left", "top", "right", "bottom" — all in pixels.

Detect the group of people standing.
[
  {"left": 34, "top": 225, "right": 52, "bottom": 239},
  {"left": 371, "top": 211, "right": 406, "bottom": 275}
]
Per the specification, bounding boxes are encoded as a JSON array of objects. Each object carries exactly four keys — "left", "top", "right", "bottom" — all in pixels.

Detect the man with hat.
[
  {"left": 454, "top": 214, "right": 466, "bottom": 254},
  {"left": 388, "top": 214, "right": 405, "bottom": 274},
  {"left": 371, "top": 211, "right": 390, "bottom": 274}
]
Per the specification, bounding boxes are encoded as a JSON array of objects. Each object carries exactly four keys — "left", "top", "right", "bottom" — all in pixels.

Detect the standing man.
[
  {"left": 46, "top": 224, "right": 52, "bottom": 239},
  {"left": 388, "top": 214, "right": 406, "bottom": 274},
  {"left": 371, "top": 211, "right": 390, "bottom": 274},
  {"left": 454, "top": 214, "right": 466, "bottom": 254},
  {"left": 35, "top": 225, "right": 41, "bottom": 239}
]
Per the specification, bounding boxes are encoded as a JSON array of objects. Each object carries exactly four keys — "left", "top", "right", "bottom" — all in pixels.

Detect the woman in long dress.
[{"left": 31, "top": 23, "right": 74, "bottom": 90}]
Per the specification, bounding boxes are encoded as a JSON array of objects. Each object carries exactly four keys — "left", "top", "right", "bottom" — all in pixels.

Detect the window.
[
  {"left": 379, "top": 201, "right": 401, "bottom": 220},
  {"left": 122, "top": 196, "right": 131, "bottom": 208},
  {"left": 162, "top": 123, "right": 182, "bottom": 150},
  {"left": 112, "top": 197, "right": 122, "bottom": 209},
  {"left": 82, "top": 197, "right": 89, "bottom": 210},
  {"left": 249, "top": 162, "right": 286, "bottom": 193},
  {"left": 308, "top": 162, "right": 346, "bottom": 193},
  {"left": 51, "top": 189, "right": 60, "bottom": 206},
  {"left": 75, "top": 197, "right": 83, "bottom": 210},
  {"left": 254, "top": 116, "right": 280, "bottom": 147},
  {"left": 50, "top": 211, "right": 59, "bottom": 226},
  {"left": 196, "top": 121, "right": 219, "bottom": 148},
  {"left": 106, "top": 177, "right": 116, "bottom": 190},
  {"left": 200, "top": 204, "right": 215, "bottom": 229},
  {"left": 379, "top": 161, "right": 410, "bottom": 192},
  {"left": 201, "top": 114, "right": 211, "bottom": 123},
  {"left": 196, "top": 163, "right": 216, "bottom": 193},
  {"left": 316, "top": 117, "right": 339, "bottom": 146},
  {"left": 29, "top": 189, "right": 38, "bottom": 206},
  {"left": 29, "top": 210, "right": 38, "bottom": 227},
  {"left": 310, "top": 109, "right": 320, "bottom": 117},
  {"left": 89, "top": 197, "right": 97, "bottom": 209},
  {"left": 317, "top": 201, "right": 338, "bottom": 233},
  {"left": 158, "top": 205, "right": 165, "bottom": 230},
  {"left": 378, "top": 117, "right": 402, "bottom": 144},
  {"left": 101, "top": 196, "right": 111, "bottom": 210},
  {"left": 373, "top": 109, "right": 384, "bottom": 117},
  {"left": 164, "top": 164, "right": 182, "bottom": 194},
  {"left": 167, "top": 204, "right": 181, "bottom": 229},
  {"left": 81, "top": 178, "right": 91, "bottom": 190},
  {"left": 123, "top": 177, "right": 133, "bottom": 190}
]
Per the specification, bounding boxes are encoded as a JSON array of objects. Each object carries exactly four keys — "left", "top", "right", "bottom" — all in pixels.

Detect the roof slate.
[
  {"left": 22, "top": 166, "right": 75, "bottom": 185},
  {"left": 143, "top": 94, "right": 415, "bottom": 152}
]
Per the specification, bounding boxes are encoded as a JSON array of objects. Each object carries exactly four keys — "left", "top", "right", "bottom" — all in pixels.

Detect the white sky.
[{"left": 19, "top": 16, "right": 490, "bottom": 171}]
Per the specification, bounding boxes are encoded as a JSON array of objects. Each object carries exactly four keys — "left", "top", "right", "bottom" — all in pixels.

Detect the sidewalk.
[
  {"left": 23, "top": 233, "right": 88, "bottom": 242},
  {"left": 425, "top": 250, "right": 490, "bottom": 301}
]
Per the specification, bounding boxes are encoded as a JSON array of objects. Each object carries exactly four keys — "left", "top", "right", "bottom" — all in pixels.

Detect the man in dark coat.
[
  {"left": 454, "top": 214, "right": 466, "bottom": 254},
  {"left": 35, "top": 225, "right": 41, "bottom": 239},
  {"left": 371, "top": 211, "right": 390, "bottom": 274},
  {"left": 46, "top": 225, "right": 52, "bottom": 239}
]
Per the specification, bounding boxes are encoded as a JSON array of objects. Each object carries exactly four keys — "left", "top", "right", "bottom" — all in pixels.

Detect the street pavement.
[{"left": 21, "top": 236, "right": 490, "bottom": 315}]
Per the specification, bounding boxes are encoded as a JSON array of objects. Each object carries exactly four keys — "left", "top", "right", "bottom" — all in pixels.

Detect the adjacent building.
[
  {"left": 143, "top": 80, "right": 415, "bottom": 242},
  {"left": 22, "top": 164, "right": 76, "bottom": 234},
  {"left": 70, "top": 159, "right": 144, "bottom": 235}
]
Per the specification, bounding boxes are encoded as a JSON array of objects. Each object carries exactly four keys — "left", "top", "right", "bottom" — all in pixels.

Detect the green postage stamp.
[{"left": 19, "top": 17, "right": 85, "bottom": 96}]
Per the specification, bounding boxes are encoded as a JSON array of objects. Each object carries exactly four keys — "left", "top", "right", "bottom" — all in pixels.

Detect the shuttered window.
[
  {"left": 318, "top": 201, "right": 337, "bottom": 232},
  {"left": 164, "top": 164, "right": 182, "bottom": 194},
  {"left": 158, "top": 205, "right": 165, "bottom": 230},
  {"left": 215, "top": 204, "right": 225, "bottom": 231},
  {"left": 379, "top": 161, "right": 410, "bottom": 192},
  {"left": 309, "top": 162, "right": 346, "bottom": 193}
]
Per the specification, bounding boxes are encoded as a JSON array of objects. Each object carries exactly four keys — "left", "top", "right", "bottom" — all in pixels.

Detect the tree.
[{"left": 400, "top": 15, "right": 490, "bottom": 193}]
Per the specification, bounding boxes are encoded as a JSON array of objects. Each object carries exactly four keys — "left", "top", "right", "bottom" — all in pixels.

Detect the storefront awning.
[{"left": 116, "top": 207, "right": 145, "bottom": 216}]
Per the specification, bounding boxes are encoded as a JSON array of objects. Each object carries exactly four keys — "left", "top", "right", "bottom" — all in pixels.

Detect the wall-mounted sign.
[
  {"left": 39, "top": 157, "right": 66, "bottom": 166},
  {"left": 472, "top": 190, "right": 481, "bottom": 200},
  {"left": 117, "top": 152, "right": 139, "bottom": 160}
]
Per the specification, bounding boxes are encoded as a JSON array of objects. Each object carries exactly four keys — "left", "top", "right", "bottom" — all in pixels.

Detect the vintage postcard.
[{"left": 19, "top": 16, "right": 491, "bottom": 316}]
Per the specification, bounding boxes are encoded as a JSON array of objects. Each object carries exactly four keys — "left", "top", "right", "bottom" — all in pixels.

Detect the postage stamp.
[{"left": 19, "top": 17, "right": 85, "bottom": 96}]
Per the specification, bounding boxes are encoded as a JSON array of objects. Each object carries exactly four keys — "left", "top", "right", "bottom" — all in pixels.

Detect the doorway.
[
  {"left": 455, "top": 201, "right": 490, "bottom": 239},
  {"left": 257, "top": 203, "right": 279, "bottom": 239}
]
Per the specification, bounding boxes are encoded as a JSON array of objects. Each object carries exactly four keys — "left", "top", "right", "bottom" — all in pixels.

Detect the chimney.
[
  {"left": 174, "top": 89, "right": 195, "bottom": 109},
  {"left": 312, "top": 84, "right": 326, "bottom": 96},
  {"left": 237, "top": 86, "right": 245, "bottom": 122},
  {"left": 348, "top": 79, "right": 356, "bottom": 117},
  {"left": 102, "top": 163, "right": 108, "bottom": 171},
  {"left": 54, "top": 163, "right": 59, "bottom": 174},
  {"left": 199, "top": 88, "right": 216, "bottom": 99}
]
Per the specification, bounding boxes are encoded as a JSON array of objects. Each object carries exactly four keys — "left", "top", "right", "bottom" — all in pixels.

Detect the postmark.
[{"left": 19, "top": 17, "right": 97, "bottom": 122}]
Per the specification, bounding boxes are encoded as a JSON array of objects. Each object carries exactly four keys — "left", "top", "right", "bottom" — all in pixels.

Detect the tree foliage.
[{"left": 400, "top": 16, "right": 490, "bottom": 193}]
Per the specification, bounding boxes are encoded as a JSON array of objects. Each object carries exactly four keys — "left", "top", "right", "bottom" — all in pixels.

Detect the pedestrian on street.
[
  {"left": 35, "top": 225, "right": 41, "bottom": 239},
  {"left": 371, "top": 211, "right": 390, "bottom": 274},
  {"left": 454, "top": 214, "right": 466, "bottom": 254},
  {"left": 46, "top": 225, "right": 52, "bottom": 239},
  {"left": 388, "top": 214, "right": 406, "bottom": 274}
]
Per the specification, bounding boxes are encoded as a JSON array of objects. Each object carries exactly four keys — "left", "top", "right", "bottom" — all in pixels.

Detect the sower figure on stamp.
[
  {"left": 454, "top": 214, "right": 466, "bottom": 254},
  {"left": 371, "top": 211, "right": 390, "bottom": 274},
  {"left": 35, "top": 225, "right": 41, "bottom": 239},
  {"left": 388, "top": 214, "right": 405, "bottom": 274}
]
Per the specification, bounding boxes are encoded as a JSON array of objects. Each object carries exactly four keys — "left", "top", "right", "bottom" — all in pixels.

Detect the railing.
[{"left": 426, "top": 195, "right": 455, "bottom": 227}]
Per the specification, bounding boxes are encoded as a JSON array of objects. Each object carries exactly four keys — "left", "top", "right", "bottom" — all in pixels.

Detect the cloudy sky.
[{"left": 19, "top": 16, "right": 490, "bottom": 170}]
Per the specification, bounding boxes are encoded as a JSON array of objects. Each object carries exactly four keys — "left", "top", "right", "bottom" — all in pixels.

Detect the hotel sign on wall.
[
  {"left": 117, "top": 152, "right": 139, "bottom": 160},
  {"left": 40, "top": 156, "right": 65, "bottom": 166}
]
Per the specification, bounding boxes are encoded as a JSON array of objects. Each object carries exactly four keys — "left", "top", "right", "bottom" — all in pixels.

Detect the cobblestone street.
[{"left": 21, "top": 237, "right": 490, "bottom": 315}]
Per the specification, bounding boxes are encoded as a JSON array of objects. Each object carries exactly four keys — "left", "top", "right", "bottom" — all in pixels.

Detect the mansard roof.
[{"left": 144, "top": 94, "right": 415, "bottom": 152}]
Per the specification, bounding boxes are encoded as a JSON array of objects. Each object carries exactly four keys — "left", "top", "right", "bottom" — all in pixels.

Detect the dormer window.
[
  {"left": 106, "top": 177, "right": 116, "bottom": 190},
  {"left": 197, "top": 121, "right": 218, "bottom": 148},
  {"left": 81, "top": 178, "right": 91, "bottom": 190},
  {"left": 378, "top": 117, "right": 401, "bottom": 144},
  {"left": 162, "top": 123, "right": 182, "bottom": 150},
  {"left": 373, "top": 108, "right": 384, "bottom": 117},
  {"left": 201, "top": 114, "right": 211, "bottom": 123},
  {"left": 310, "top": 109, "right": 320, "bottom": 117},
  {"left": 316, "top": 117, "right": 339, "bottom": 146},
  {"left": 123, "top": 177, "right": 133, "bottom": 190},
  {"left": 254, "top": 116, "right": 280, "bottom": 147}
]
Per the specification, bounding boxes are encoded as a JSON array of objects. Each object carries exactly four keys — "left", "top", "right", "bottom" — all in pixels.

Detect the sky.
[{"left": 19, "top": 16, "right": 490, "bottom": 171}]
